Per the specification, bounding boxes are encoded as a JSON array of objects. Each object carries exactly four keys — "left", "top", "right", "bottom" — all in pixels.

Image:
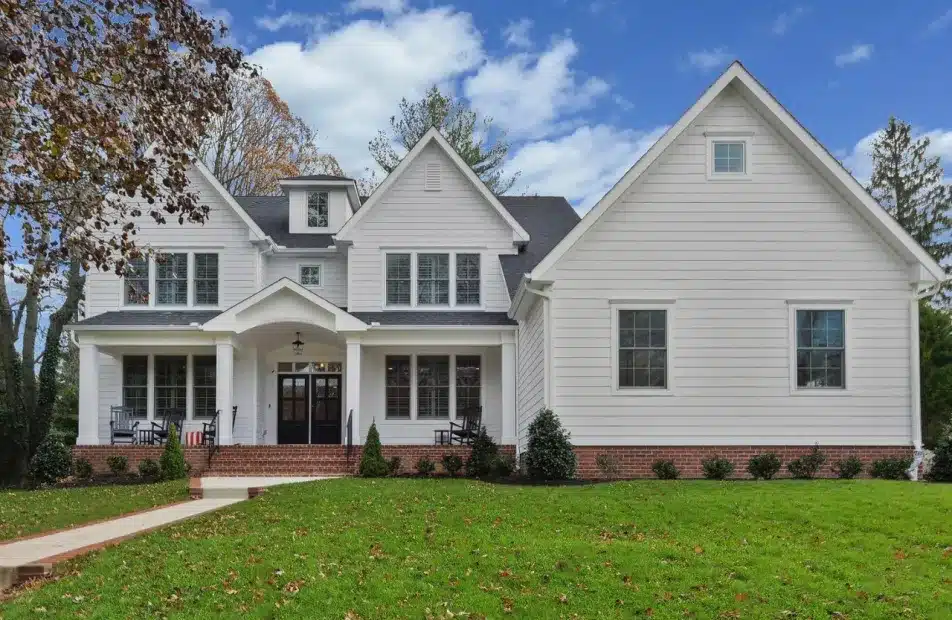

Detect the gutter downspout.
[{"left": 909, "top": 281, "right": 942, "bottom": 480}]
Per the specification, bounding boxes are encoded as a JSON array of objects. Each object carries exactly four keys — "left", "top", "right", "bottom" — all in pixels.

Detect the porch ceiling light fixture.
[{"left": 292, "top": 332, "right": 304, "bottom": 356}]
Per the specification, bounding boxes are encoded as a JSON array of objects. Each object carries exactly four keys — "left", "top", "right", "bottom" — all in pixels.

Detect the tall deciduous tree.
[
  {"left": 919, "top": 302, "right": 952, "bottom": 448},
  {"left": 198, "top": 75, "right": 343, "bottom": 196},
  {"left": 368, "top": 85, "right": 519, "bottom": 194},
  {"left": 0, "top": 0, "right": 250, "bottom": 482}
]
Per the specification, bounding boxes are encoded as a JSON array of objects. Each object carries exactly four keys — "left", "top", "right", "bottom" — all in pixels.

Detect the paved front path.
[{"left": 0, "top": 498, "right": 241, "bottom": 568}]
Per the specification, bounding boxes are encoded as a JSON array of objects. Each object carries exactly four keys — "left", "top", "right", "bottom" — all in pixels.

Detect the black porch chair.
[
  {"left": 150, "top": 410, "right": 185, "bottom": 445},
  {"left": 109, "top": 405, "right": 140, "bottom": 445},
  {"left": 201, "top": 406, "right": 238, "bottom": 446},
  {"left": 449, "top": 407, "right": 483, "bottom": 445}
]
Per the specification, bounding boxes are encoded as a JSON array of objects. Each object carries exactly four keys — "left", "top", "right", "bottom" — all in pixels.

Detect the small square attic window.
[{"left": 424, "top": 162, "right": 441, "bottom": 191}]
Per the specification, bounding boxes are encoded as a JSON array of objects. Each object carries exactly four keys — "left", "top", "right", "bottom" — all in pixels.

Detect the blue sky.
[{"left": 192, "top": 0, "right": 952, "bottom": 210}]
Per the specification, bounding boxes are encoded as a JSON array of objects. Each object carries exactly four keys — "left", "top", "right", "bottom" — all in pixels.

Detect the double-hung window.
[
  {"left": 455, "top": 355, "right": 481, "bottom": 415},
  {"left": 307, "top": 191, "right": 329, "bottom": 228},
  {"left": 193, "top": 356, "right": 217, "bottom": 418},
  {"left": 124, "top": 257, "right": 150, "bottom": 306},
  {"left": 615, "top": 306, "right": 670, "bottom": 390},
  {"left": 417, "top": 355, "right": 450, "bottom": 418},
  {"left": 417, "top": 253, "right": 449, "bottom": 306},
  {"left": 793, "top": 308, "right": 846, "bottom": 389},
  {"left": 385, "top": 355, "right": 411, "bottom": 419},
  {"left": 386, "top": 254, "right": 412, "bottom": 306},
  {"left": 122, "top": 356, "right": 148, "bottom": 418},
  {"left": 154, "top": 356, "right": 187, "bottom": 417},
  {"left": 194, "top": 254, "right": 219, "bottom": 305},
  {"left": 455, "top": 254, "right": 480, "bottom": 306},
  {"left": 155, "top": 253, "right": 188, "bottom": 306}
]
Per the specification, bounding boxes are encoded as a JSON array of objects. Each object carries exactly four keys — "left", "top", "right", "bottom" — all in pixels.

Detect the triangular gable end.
[
  {"left": 202, "top": 278, "right": 368, "bottom": 334},
  {"left": 527, "top": 61, "right": 945, "bottom": 285},
  {"left": 335, "top": 128, "right": 530, "bottom": 243}
]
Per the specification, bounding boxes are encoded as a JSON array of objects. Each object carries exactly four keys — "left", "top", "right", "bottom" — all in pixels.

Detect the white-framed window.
[
  {"left": 788, "top": 302, "right": 850, "bottom": 392},
  {"left": 455, "top": 355, "right": 481, "bottom": 415},
  {"left": 299, "top": 264, "right": 323, "bottom": 287},
  {"left": 193, "top": 254, "right": 219, "bottom": 306},
  {"left": 155, "top": 253, "right": 188, "bottom": 306},
  {"left": 154, "top": 355, "right": 187, "bottom": 417},
  {"left": 706, "top": 133, "right": 752, "bottom": 180},
  {"left": 125, "top": 353, "right": 220, "bottom": 420},
  {"left": 124, "top": 257, "right": 150, "bottom": 306},
  {"left": 121, "top": 251, "right": 222, "bottom": 308},
  {"left": 611, "top": 301, "right": 675, "bottom": 394},
  {"left": 417, "top": 355, "right": 450, "bottom": 418},
  {"left": 385, "top": 355, "right": 411, "bottom": 419},
  {"left": 383, "top": 251, "right": 483, "bottom": 309},
  {"left": 382, "top": 353, "right": 483, "bottom": 420},
  {"left": 307, "top": 191, "right": 329, "bottom": 228},
  {"left": 192, "top": 355, "right": 217, "bottom": 419},
  {"left": 122, "top": 355, "right": 148, "bottom": 418}
]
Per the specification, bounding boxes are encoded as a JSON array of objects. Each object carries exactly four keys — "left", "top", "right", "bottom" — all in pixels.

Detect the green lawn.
[
  {"left": 0, "top": 481, "right": 188, "bottom": 542},
  {"left": 2, "top": 479, "right": 951, "bottom": 619}
]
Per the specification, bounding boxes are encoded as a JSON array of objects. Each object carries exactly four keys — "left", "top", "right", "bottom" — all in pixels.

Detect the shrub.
[
  {"left": 926, "top": 427, "right": 952, "bottom": 482},
  {"left": 491, "top": 454, "right": 516, "bottom": 478},
  {"left": 138, "top": 458, "right": 160, "bottom": 478},
  {"left": 159, "top": 426, "right": 187, "bottom": 480},
  {"left": 595, "top": 454, "right": 621, "bottom": 479},
  {"left": 747, "top": 453, "right": 782, "bottom": 480},
  {"left": 701, "top": 456, "right": 734, "bottom": 480},
  {"left": 106, "top": 454, "right": 129, "bottom": 475},
  {"left": 465, "top": 428, "right": 499, "bottom": 477},
  {"left": 29, "top": 435, "right": 72, "bottom": 485},
  {"left": 524, "top": 409, "right": 577, "bottom": 480},
  {"left": 441, "top": 453, "right": 463, "bottom": 477},
  {"left": 787, "top": 445, "right": 827, "bottom": 479},
  {"left": 358, "top": 422, "right": 389, "bottom": 477},
  {"left": 833, "top": 456, "right": 864, "bottom": 480},
  {"left": 73, "top": 457, "right": 93, "bottom": 480},
  {"left": 386, "top": 456, "right": 402, "bottom": 476},
  {"left": 869, "top": 457, "right": 913, "bottom": 480},
  {"left": 651, "top": 459, "right": 679, "bottom": 480},
  {"left": 415, "top": 457, "right": 436, "bottom": 477}
]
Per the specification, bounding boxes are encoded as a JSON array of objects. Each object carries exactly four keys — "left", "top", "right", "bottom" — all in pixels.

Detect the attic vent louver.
[{"left": 424, "top": 162, "right": 441, "bottom": 191}]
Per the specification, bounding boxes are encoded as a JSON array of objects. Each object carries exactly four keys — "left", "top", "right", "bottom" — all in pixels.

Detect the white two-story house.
[{"left": 70, "top": 63, "right": 943, "bottom": 477}]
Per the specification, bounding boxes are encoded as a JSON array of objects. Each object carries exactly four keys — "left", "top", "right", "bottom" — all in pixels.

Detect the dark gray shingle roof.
[
  {"left": 350, "top": 312, "right": 516, "bottom": 326},
  {"left": 281, "top": 174, "right": 353, "bottom": 182},
  {"left": 72, "top": 310, "right": 222, "bottom": 327},
  {"left": 497, "top": 196, "right": 581, "bottom": 297},
  {"left": 235, "top": 195, "right": 335, "bottom": 248}
]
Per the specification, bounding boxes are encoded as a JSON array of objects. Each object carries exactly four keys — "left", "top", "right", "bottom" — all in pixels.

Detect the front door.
[
  {"left": 277, "top": 375, "right": 309, "bottom": 444},
  {"left": 310, "top": 374, "right": 342, "bottom": 444}
]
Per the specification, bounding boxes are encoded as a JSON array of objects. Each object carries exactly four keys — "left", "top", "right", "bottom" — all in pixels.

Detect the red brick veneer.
[
  {"left": 72, "top": 446, "right": 213, "bottom": 476},
  {"left": 573, "top": 445, "right": 915, "bottom": 479}
]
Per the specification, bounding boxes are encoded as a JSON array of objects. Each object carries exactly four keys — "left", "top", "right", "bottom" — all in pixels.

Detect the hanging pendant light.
[{"left": 292, "top": 332, "right": 304, "bottom": 356}]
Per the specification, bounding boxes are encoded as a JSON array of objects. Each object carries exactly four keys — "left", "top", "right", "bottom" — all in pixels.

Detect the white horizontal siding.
[
  {"left": 84, "top": 166, "right": 258, "bottom": 317},
  {"left": 547, "top": 85, "right": 914, "bottom": 446},
  {"left": 347, "top": 143, "right": 514, "bottom": 312},
  {"left": 264, "top": 254, "right": 348, "bottom": 307},
  {"left": 516, "top": 297, "right": 545, "bottom": 442}
]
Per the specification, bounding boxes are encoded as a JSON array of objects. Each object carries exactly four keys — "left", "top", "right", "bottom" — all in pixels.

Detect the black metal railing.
[{"left": 345, "top": 409, "right": 354, "bottom": 460}]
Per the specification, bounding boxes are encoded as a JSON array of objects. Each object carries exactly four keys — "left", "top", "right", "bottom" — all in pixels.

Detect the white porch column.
[
  {"left": 216, "top": 339, "right": 235, "bottom": 445},
  {"left": 346, "top": 338, "right": 361, "bottom": 445},
  {"left": 501, "top": 341, "right": 517, "bottom": 445},
  {"left": 77, "top": 343, "right": 100, "bottom": 445}
]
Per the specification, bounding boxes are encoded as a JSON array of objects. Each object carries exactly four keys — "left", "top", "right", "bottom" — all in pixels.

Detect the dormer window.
[{"left": 307, "top": 191, "right": 329, "bottom": 228}]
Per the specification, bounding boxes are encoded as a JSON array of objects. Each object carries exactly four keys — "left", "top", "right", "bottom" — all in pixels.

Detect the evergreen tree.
[
  {"left": 358, "top": 422, "right": 389, "bottom": 477},
  {"left": 920, "top": 302, "right": 952, "bottom": 447}
]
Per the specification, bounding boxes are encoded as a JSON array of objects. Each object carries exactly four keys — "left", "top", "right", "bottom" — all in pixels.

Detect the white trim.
[
  {"left": 909, "top": 293, "right": 923, "bottom": 449},
  {"left": 381, "top": 352, "right": 485, "bottom": 422},
  {"left": 382, "top": 250, "right": 484, "bottom": 310},
  {"left": 190, "top": 158, "right": 269, "bottom": 242},
  {"left": 705, "top": 134, "right": 753, "bottom": 181},
  {"left": 335, "top": 127, "right": 530, "bottom": 243},
  {"left": 305, "top": 190, "right": 330, "bottom": 230},
  {"left": 119, "top": 250, "right": 222, "bottom": 310},
  {"left": 787, "top": 302, "right": 853, "bottom": 395},
  {"left": 526, "top": 61, "right": 946, "bottom": 284},
  {"left": 298, "top": 262, "right": 324, "bottom": 288},
  {"left": 610, "top": 301, "right": 676, "bottom": 396}
]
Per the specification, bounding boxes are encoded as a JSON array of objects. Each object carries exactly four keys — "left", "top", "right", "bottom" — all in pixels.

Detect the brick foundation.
[
  {"left": 573, "top": 445, "right": 915, "bottom": 479},
  {"left": 72, "top": 446, "right": 213, "bottom": 476}
]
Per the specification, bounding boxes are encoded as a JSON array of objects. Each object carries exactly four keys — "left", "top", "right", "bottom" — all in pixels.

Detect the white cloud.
[
  {"left": 464, "top": 38, "right": 609, "bottom": 139},
  {"left": 834, "top": 43, "right": 874, "bottom": 67},
  {"left": 927, "top": 8, "right": 952, "bottom": 34},
  {"left": 685, "top": 48, "right": 732, "bottom": 72},
  {"left": 841, "top": 128, "right": 952, "bottom": 184},
  {"left": 502, "top": 18, "right": 532, "bottom": 48},
  {"left": 345, "top": 0, "right": 407, "bottom": 15},
  {"left": 508, "top": 124, "right": 668, "bottom": 211},
  {"left": 247, "top": 7, "right": 484, "bottom": 176},
  {"left": 772, "top": 6, "right": 807, "bottom": 35},
  {"left": 255, "top": 12, "right": 327, "bottom": 33}
]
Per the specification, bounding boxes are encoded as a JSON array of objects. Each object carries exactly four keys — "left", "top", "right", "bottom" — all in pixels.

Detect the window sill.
[
  {"left": 705, "top": 173, "right": 753, "bottom": 182},
  {"left": 611, "top": 387, "right": 675, "bottom": 397},
  {"left": 790, "top": 388, "right": 852, "bottom": 397}
]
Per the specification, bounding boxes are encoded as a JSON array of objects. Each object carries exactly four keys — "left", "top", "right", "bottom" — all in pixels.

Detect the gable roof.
[
  {"left": 69, "top": 310, "right": 221, "bottom": 330},
  {"left": 527, "top": 61, "right": 946, "bottom": 284},
  {"left": 236, "top": 195, "right": 335, "bottom": 248},
  {"left": 335, "top": 127, "right": 531, "bottom": 243},
  {"left": 498, "top": 196, "right": 580, "bottom": 297}
]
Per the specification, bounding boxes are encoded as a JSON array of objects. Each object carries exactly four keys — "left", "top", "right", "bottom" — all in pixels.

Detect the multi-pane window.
[
  {"left": 299, "top": 265, "right": 322, "bottom": 286},
  {"left": 122, "top": 356, "right": 148, "bottom": 418},
  {"left": 193, "top": 253, "right": 219, "bottom": 305},
  {"left": 795, "top": 309, "right": 846, "bottom": 389},
  {"left": 455, "top": 355, "right": 481, "bottom": 416},
  {"left": 417, "top": 253, "right": 449, "bottom": 306},
  {"left": 193, "top": 356, "right": 217, "bottom": 418},
  {"left": 155, "top": 253, "right": 187, "bottom": 305},
  {"left": 618, "top": 309, "right": 667, "bottom": 389},
  {"left": 455, "top": 254, "right": 481, "bottom": 306},
  {"left": 385, "top": 356, "right": 411, "bottom": 419},
  {"left": 154, "top": 356, "right": 187, "bottom": 416},
  {"left": 713, "top": 141, "right": 745, "bottom": 174},
  {"left": 124, "top": 257, "right": 150, "bottom": 305},
  {"left": 417, "top": 355, "right": 450, "bottom": 418},
  {"left": 307, "top": 191, "right": 329, "bottom": 227},
  {"left": 386, "top": 254, "right": 411, "bottom": 306}
]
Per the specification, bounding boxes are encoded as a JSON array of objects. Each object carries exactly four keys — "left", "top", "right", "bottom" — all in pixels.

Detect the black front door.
[
  {"left": 311, "top": 374, "right": 342, "bottom": 444},
  {"left": 277, "top": 375, "right": 309, "bottom": 444}
]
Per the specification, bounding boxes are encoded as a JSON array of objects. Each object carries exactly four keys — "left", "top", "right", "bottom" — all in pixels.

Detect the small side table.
[
  {"left": 137, "top": 428, "right": 157, "bottom": 445},
  {"left": 433, "top": 429, "right": 451, "bottom": 445}
]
